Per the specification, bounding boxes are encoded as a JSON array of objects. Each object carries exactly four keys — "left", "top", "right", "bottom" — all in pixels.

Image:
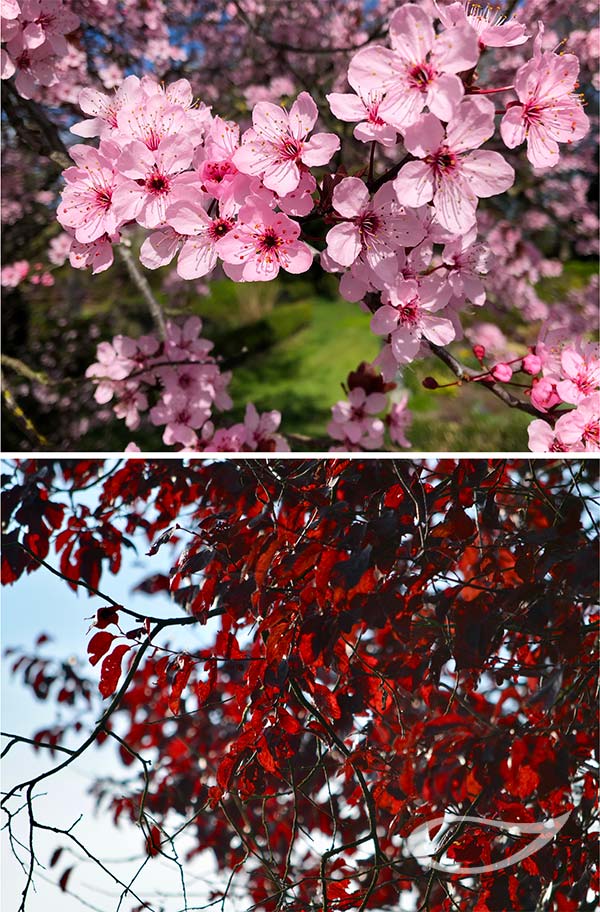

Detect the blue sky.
[{"left": 1, "top": 498, "right": 227, "bottom": 912}]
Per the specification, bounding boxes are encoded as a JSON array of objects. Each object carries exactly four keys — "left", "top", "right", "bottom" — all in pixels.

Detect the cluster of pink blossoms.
[
  {"left": 1, "top": 259, "right": 54, "bottom": 287},
  {"left": 85, "top": 316, "right": 289, "bottom": 451},
  {"left": 1, "top": 0, "right": 79, "bottom": 99},
  {"left": 52, "top": 2, "right": 595, "bottom": 453},
  {"left": 526, "top": 327, "right": 600, "bottom": 452},
  {"left": 327, "top": 362, "right": 411, "bottom": 452}
]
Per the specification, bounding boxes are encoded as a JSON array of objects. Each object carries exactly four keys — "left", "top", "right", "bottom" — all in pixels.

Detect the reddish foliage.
[{"left": 2, "top": 458, "right": 598, "bottom": 912}]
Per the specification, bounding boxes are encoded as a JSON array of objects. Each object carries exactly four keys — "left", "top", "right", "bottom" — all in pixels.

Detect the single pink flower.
[
  {"left": 328, "top": 388, "right": 386, "bottom": 451},
  {"left": 216, "top": 197, "right": 312, "bottom": 282},
  {"left": 150, "top": 392, "right": 210, "bottom": 448},
  {"left": 370, "top": 277, "right": 455, "bottom": 365},
  {"left": 70, "top": 74, "right": 142, "bottom": 138},
  {"left": 233, "top": 92, "right": 340, "bottom": 195},
  {"left": 57, "top": 141, "right": 125, "bottom": 243},
  {"left": 393, "top": 98, "right": 515, "bottom": 233},
  {"left": 163, "top": 189, "right": 236, "bottom": 280},
  {"left": 327, "top": 77, "right": 398, "bottom": 147},
  {"left": 527, "top": 418, "right": 570, "bottom": 453},
  {"left": 112, "top": 136, "right": 196, "bottom": 229},
  {"left": 241, "top": 403, "right": 289, "bottom": 452},
  {"left": 442, "top": 226, "right": 491, "bottom": 306},
  {"left": 556, "top": 347, "right": 600, "bottom": 405},
  {"left": 348, "top": 3, "right": 479, "bottom": 129},
  {"left": 388, "top": 394, "right": 412, "bottom": 448},
  {"left": 325, "top": 177, "right": 425, "bottom": 271},
  {"left": 554, "top": 398, "right": 599, "bottom": 452},
  {"left": 500, "top": 35, "right": 589, "bottom": 169}
]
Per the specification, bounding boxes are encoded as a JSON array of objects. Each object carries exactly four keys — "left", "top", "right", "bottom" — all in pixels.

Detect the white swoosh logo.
[{"left": 406, "top": 810, "right": 572, "bottom": 874}]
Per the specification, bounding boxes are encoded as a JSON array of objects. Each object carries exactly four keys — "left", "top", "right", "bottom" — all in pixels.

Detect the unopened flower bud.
[{"left": 491, "top": 363, "right": 513, "bottom": 382}]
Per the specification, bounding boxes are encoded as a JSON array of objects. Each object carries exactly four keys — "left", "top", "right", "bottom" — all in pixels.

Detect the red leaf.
[
  {"left": 258, "top": 741, "right": 277, "bottom": 774},
  {"left": 58, "top": 866, "right": 73, "bottom": 892},
  {"left": 87, "top": 631, "right": 115, "bottom": 667},
  {"left": 99, "top": 645, "right": 131, "bottom": 698},
  {"left": 145, "top": 825, "right": 161, "bottom": 857},
  {"left": 168, "top": 655, "right": 194, "bottom": 714}
]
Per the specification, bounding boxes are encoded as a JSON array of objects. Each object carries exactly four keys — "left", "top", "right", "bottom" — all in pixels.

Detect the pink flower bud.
[
  {"left": 473, "top": 345, "right": 486, "bottom": 362},
  {"left": 530, "top": 377, "right": 561, "bottom": 413},
  {"left": 522, "top": 353, "right": 542, "bottom": 375},
  {"left": 491, "top": 363, "right": 513, "bottom": 382}
]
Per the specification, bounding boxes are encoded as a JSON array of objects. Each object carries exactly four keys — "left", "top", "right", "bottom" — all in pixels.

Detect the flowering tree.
[
  {"left": 2, "top": 458, "right": 599, "bottom": 911},
  {"left": 1, "top": 1, "right": 598, "bottom": 452}
]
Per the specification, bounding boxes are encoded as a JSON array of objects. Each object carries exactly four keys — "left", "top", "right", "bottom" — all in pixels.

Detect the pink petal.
[
  {"left": 432, "top": 24, "right": 479, "bottom": 72},
  {"left": 140, "top": 228, "right": 180, "bottom": 269},
  {"left": 388, "top": 5, "right": 434, "bottom": 62},
  {"left": 177, "top": 236, "right": 218, "bottom": 279},
  {"left": 403, "top": 113, "right": 444, "bottom": 158},
  {"left": 327, "top": 92, "right": 366, "bottom": 122},
  {"left": 426, "top": 73, "right": 464, "bottom": 122},
  {"left": 252, "top": 101, "right": 288, "bottom": 142},
  {"left": 332, "top": 177, "right": 370, "bottom": 218},
  {"left": 434, "top": 176, "right": 477, "bottom": 234},
  {"left": 283, "top": 241, "right": 314, "bottom": 274},
  {"left": 301, "top": 132, "right": 340, "bottom": 167},
  {"left": 500, "top": 106, "right": 527, "bottom": 149},
  {"left": 288, "top": 92, "right": 318, "bottom": 139},
  {"left": 446, "top": 96, "right": 495, "bottom": 152},
  {"left": 370, "top": 304, "right": 400, "bottom": 335},
  {"left": 461, "top": 151, "right": 515, "bottom": 197},
  {"left": 326, "top": 222, "right": 362, "bottom": 267},
  {"left": 393, "top": 161, "right": 435, "bottom": 207}
]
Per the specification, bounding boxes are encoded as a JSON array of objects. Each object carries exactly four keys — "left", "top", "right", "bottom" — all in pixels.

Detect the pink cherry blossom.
[
  {"left": 112, "top": 136, "right": 196, "bottom": 228},
  {"left": 393, "top": 97, "right": 515, "bottom": 233},
  {"left": 70, "top": 75, "right": 142, "bottom": 138},
  {"left": 500, "top": 37, "right": 589, "bottom": 168},
  {"left": 325, "top": 177, "right": 425, "bottom": 271},
  {"left": 216, "top": 197, "right": 312, "bottom": 281},
  {"left": 233, "top": 91, "right": 339, "bottom": 195},
  {"left": 240, "top": 403, "right": 289, "bottom": 452},
  {"left": 388, "top": 393, "right": 412, "bottom": 448},
  {"left": 527, "top": 418, "right": 570, "bottom": 452},
  {"left": 370, "top": 277, "right": 455, "bottom": 365},
  {"left": 441, "top": 227, "right": 491, "bottom": 306},
  {"left": 348, "top": 3, "right": 479, "bottom": 129},
  {"left": 556, "top": 347, "right": 600, "bottom": 405},
  {"left": 1, "top": 259, "right": 29, "bottom": 286},
  {"left": 162, "top": 188, "right": 236, "bottom": 280},
  {"left": 327, "top": 79, "right": 398, "bottom": 147},
  {"left": 47, "top": 231, "right": 72, "bottom": 265},
  {"left": 328, "top": 387, "right": 387, "bottom": 451},
  {"left": 57, "top": 140, "right": 125, "bottom": 243},
  {"left": 555, "top": 398, "right": 599, "bottom": 451},
  {"left": 491, "top": 362, "right": 513, "bottom": 382},
  {"left": 150, "top": 391, "right": 211, "bottom": 448}
]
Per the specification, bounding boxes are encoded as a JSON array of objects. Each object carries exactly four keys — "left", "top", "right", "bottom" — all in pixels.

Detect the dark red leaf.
[
  {"left": 99, "top": 644, "right": 132, "bottom": 698},
  {"left": 87, "top": 631, "right": 115, "bottom": 667}
]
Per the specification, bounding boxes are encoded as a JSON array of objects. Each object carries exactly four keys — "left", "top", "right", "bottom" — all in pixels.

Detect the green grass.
[{"left": 227, "top": 296, "right": 379, "bottom": 441}]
